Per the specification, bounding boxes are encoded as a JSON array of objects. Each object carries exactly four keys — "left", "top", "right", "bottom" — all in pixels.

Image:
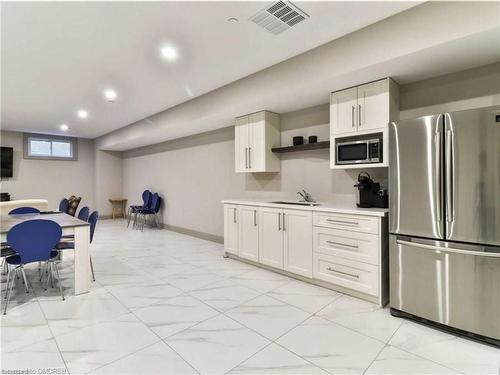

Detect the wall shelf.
[{"left": 272, "top": 141, "right": 330, "bottom": 154}]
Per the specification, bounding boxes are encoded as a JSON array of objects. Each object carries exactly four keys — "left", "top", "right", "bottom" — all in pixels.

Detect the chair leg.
[
  {"left": 20, "top": 266, "right": 29, "bottom": 294},
  {"left": 3, "top": 268, "right": 16, "bottom": 315},
  {"left": 3, "top": 266, "right": 11, "bottom": 300},
  {"left": 127, "top": 208, "right": 132, "bottom": 227},
  {"left": 46, "top": 263, "right": 53, "bottom": 289},
  {"left": 52, "top": 261, "right": 65, "bottom": 301},
  {"left": 90, "top": 256, "right": 96, "bottom": 282}
]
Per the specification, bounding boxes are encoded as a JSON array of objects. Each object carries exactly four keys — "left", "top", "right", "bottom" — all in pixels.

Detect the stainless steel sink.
[{"left": 269, "top": 201, "right": 320, "bottom": 206}]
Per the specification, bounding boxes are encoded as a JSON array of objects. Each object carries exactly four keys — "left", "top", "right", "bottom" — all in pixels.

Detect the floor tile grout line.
[
  {"left": 33, "top": 288, "right": 71, "bottom": 375},
  {"left": 95, "top": 276, "right": 202, "bottom": 375}
]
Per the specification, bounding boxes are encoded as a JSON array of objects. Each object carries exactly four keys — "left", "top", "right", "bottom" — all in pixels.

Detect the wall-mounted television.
[{"left": 1, "top": 147, "right": 14, "bottom": 178}]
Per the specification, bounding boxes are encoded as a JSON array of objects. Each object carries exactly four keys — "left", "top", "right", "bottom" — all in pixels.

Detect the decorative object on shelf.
[
  {"left": 293, "top": 136, "right": 304, "bottom": 146},
  {"left": 109, "top": 198, "right": 128, "bottom": 219},
  {"left": 272, "top": 141, "right": 329, "bottom": 153},
  {"left": 353, "top": 172, "right": 388, "bottom": 208},
  {"left": 308, "top": 136, "right": 318, "bottom": 144}
]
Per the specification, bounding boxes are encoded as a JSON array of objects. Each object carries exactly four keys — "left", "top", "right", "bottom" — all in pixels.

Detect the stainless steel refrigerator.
[{"left": 389, "top": 106, "right": 500, "bottom": 347}]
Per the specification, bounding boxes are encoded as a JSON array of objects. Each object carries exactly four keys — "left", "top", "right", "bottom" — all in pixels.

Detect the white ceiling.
[{"left": 1, "top": 1, "right": 418, "bottom": 138}]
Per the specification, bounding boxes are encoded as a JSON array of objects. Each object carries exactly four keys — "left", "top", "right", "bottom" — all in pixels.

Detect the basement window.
[{"left": 23, "top": 133, "right": 78, "bottom": 160}]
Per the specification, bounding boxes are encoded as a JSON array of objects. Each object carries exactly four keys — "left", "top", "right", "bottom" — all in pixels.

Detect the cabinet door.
[
  {"left": 235, "top": 116, "right": 249, "bottom": 173},
  {"left": 224, "top": 205, "right": 239, "bottom": 255},
  {"left": 330, "top": 88, "right": 358, "bottom": 135},
  {"left": 238, "top": 206, "right": 259, "bottom": 262},
  {"left": 248, "top": 112, "right": 266, "bottom": 172},
  {"left": 283, "top": 209, "right": 313, "bottom": 278},
  {"left": 357, "top": 80, "right": 389, "bottom": 131},
  {"left": 259, "top": 207, "right": 283, "bottom": 269}
]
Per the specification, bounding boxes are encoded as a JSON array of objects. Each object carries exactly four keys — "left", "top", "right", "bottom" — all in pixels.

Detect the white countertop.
[{"left": 222, "top": 199, "right": 388, "bottom": 217}]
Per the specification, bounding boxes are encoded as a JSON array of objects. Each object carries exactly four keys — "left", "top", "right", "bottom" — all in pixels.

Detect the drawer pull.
[
  {"left": 326, "top": 219, "right": 359, "bottom": 226},
  {"left": 326, "top": 240, "right": 359, "bottom": 249},
  {"left": 326, "top": 267, "right": 359, "bottom": 279}
]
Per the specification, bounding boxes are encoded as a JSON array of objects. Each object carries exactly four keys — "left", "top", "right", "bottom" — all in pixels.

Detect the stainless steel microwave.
[{"left": 335, "top": 133, "right": 382, "bottom": 165}]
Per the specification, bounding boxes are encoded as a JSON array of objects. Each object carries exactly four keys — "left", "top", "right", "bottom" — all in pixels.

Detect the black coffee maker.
[{"left": 353, "top": 172, "right": 388, "bottom": 208}]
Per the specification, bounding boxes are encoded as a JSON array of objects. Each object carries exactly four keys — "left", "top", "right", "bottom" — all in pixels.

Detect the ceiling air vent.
[{"left": 250, "top": 1, "right": 309, "bottom": 35}]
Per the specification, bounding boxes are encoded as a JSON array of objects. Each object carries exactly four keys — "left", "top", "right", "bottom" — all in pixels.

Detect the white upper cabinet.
[
  {"left": 330, "top": 78, "right": 399, "bottom": 136},
  {"left": 357, "top": 80, "right": 390, "bottom": 131},
  {"left": 330, "top": 87, "right": 358, "bottom": 135},
  {"left": 235, "top": 111, "right": 281, "bottom": 173}
]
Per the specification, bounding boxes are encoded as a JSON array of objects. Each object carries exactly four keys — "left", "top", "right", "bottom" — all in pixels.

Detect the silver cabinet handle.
[
  {"left": 254, "top": 210, "right": 257, "bottom": 226},
  {"left": 326, "top": 240, "right": 359, "bottom": 249},
  {"left": 445, "top": 129, "right": 454, "bottom": 222},
  {"left": 351, "top": 106, "right": 355, "bottom": 127},
  {"left": 327, "top": 267, "right": 359, "bottom": 279},
  {"left": 245, "top": 147, "right": 248, "bottom": 169},
  {"left": 358, "top": 104, "right": 362, "bottom": 127},
  {"left": 396, "top": 239, "right": 500, "bottom": 258},
  {"left": 326, "top": 218, "right": 359, "bottom": 226},
  {"left": 248, "top": 147, "right": 251, "bottom": 169},
  {"left": 282, "top": 213, "right": 286, "bottom": 231},
  {"left": 278, "top": 212, "right": 281, "bottom": 231},
  {"left": 233, "top": 208, "right": 236, "bottom": 223}
]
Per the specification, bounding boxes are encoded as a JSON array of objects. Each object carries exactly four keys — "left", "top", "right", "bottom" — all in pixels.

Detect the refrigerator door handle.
[
  {"left": 434, "top": 130, "right": 442, "bottom": 223},
  {"left": 445, "top": 129, "right": 455, "bottom": 222},
  {"left": 396, "top": 239, "right": 500, "bottom": 258}
]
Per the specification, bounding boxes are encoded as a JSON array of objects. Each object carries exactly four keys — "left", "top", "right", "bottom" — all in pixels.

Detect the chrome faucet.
[{"left": 297, "top": 190, "right": 315, "bottom": 203}]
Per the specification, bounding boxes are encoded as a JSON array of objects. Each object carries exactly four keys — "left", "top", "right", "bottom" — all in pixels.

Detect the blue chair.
[
  {"left": 4, "top": 220, "right": 63, "bottom": 314},
  {"left": 56, "top": 211, "right": 99, "bottom": 282},
  {"left": 8, "top": 207, "right": 40, "bottom": 215},
  {"left": 59, "top": 198, "right": 69, "bottom": 213},
  {"left": 128, "top": 190, "right": 152, "bottom": 227},
  {"left": 77, "top": 206, "right": 90, "bottom": 221},
  {"left": 61, "top": 207, "right": 90, "bottom": 240},
  {"left": 136, "top": 193, "right": 162, "bottom": 231}
]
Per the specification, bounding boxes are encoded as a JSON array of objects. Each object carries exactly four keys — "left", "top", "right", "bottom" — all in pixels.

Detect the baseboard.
[
  {"left": 98, "top": 215, "right": 113, "bottom": 220},
  {"left": 163, "top": 223, "right": 223, "bottom": 244}
]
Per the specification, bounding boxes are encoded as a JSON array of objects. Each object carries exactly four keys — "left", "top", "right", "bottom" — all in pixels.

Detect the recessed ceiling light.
[
  {"left": 77, "top": 109, "right": 88, "bottom": 119},
  {"left": 160, "top": 45, "right": 178, "bottom": 61},
  {"left": 227, "top": 17, "right": 239, "bottom": 23},
  {"left": 60, "top": 124, "right": 69, "bottom": 131},
  {"left": 104, "top": 89, "right": 118, "bottom": 102}
]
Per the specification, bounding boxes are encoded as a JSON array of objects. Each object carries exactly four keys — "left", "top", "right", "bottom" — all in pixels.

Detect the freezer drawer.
[{"left": 390, "top": 235, "right": 500, "bottom": 342}]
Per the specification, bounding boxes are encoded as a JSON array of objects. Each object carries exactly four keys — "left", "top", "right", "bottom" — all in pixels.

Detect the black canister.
[{"left": 293, "top": 136, "right": 304, "bottom": 146}]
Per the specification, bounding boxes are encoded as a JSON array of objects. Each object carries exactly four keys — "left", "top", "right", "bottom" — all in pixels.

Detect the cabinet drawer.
[
  {"left": 313, "top": 253, "right": 379, "bottom": 297},
  {"left": 313, "top": 227, "right": 379, "bottom": 265},
  {"left": 313, "top": 212, "right": 379, "bottom": 234}
]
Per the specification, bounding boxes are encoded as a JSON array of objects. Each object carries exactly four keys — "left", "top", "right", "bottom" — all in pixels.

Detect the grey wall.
[
  {"left": 0, "top": 130, "right": 96, "bottom": 210},
  {"left": 122, "top": 104, "right": 387, "bottom": 238},
  {"left": 121, "top": 62, "right": 500, "bottom": 239}
]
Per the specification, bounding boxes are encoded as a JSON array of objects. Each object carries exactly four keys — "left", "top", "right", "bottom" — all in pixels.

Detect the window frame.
[{"left": 23, "top": 133, "right": 78, "bottom": 161}]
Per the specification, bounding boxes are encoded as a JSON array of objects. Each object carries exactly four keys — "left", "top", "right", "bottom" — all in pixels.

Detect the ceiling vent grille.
[{"left": 250, "top": 1, "right": 309, "bottom": 35}]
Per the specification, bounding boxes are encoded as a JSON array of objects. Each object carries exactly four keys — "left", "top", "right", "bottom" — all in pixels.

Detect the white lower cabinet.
[
  {"left": 283, "top": 209, "right": 312, "bottom": 278},
  {"left": 223, "top": 202, "right": 387, "bottom": 306},
  {"left": 258, "top": 207, "right": 284, "bottom": 269},
  {"left": 238, "top": 206, "right": 259, "bottom": 262},
  {"left": 223, "top": 205, "right": 239, "bottom": 255}
]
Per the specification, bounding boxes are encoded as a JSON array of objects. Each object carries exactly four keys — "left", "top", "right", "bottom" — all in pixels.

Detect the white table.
[{"left": 1, "top": 212, "right": 91, "bottom": 295}]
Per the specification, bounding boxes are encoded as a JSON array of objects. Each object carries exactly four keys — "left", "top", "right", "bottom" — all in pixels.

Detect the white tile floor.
[{"left": 1, "top": 220, "right": 499, "bottom": 374}]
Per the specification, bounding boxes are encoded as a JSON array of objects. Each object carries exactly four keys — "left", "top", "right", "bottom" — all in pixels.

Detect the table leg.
[{"left": 74, "top": 225, "right": 91, "bottom": 295}]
